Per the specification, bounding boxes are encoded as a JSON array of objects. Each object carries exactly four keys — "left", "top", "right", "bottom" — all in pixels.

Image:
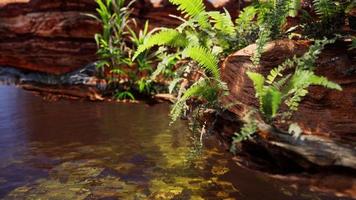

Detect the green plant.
[
  {"left": 301, "top": 0, "right": 354, "bottom": 38},
  {"left": 114, "top": 91, "right": 135, "bottom": 100},
  {"left": 232, "top": 39, "right": 342, "bottom": 145},
  {"left": 88, "top": 0, "right": 134, "bottom": 70},
  {"left": 89, "top": 0, "right": 164, "bottom": 99},
  {"left": 132, "top": 0, "right": 242, "bottom": 123},
  {"left": 248, "top": 39, "right": 342, "bottom": 122},
  {"left": 250, "top": 0, "right": 300, "bottom": 65}
]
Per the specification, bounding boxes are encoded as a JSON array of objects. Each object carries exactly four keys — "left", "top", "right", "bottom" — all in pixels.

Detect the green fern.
[
  {"left": 232, "top": 119, "right": 257, "bottom": 143},
  {"left": 313, "top": 0, "right": 337, "bottom": 19},
  {"left": 133, "top": 29, "right": 188, "bottom": 60},
  {"left": 288, "top": 0, "right": 301, "bottom": 17},
  {"left": 182, "top": 46, "right": 220, "bottom": 79},
  {"left": 169, "top": 0, "right": 206, "bottom": 19},
  {"left": 284, "top": 70, "right": 341, "bottom": 112},
  {"left": 251, "top": 27, "right": 271, "bottom": 66},
  {"left": 247, "top": 71, "right": 265, "bottom": 98},
  {"left": 236, "top": 6, "right": 257, "bottom": 30},
  {"left": 247, "top": 72, "right": 282, "bottom": 119},
  {"left": 207, "top": 10, "right": 236, "bottom": 36},
  {"left": 170, "top": 78, "right": 211, "bottom": 122},
  {"left": 266, "top": 58, "right": 295, "bottom": 84},
  {"left": 247, "top": 39, "right": 342, "bottom": 120},
  {"left": 261, "top": 88, "right": 282, "bottom": 118}
]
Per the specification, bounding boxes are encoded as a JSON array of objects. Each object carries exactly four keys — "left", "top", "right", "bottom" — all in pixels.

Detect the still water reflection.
[{"left": 0, "top": 86, "right": 344, "bottom": 199}]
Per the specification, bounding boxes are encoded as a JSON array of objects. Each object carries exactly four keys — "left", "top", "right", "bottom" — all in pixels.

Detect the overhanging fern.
[
  {"left": 182, "top": 46, "right": 220, "bottom": 79},
  {"left": 169, "top": 0, "right": 206, "bottom": 18},
  {"left": 133, "top": 29, "right": 188, "bottom": 60},
  {"left": 170, "top": 78, "right": 210, "bottom": 122}
]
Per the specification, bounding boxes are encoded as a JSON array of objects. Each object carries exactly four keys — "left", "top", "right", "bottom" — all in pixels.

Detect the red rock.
[
  {"left": 221, "top": 39, "right": 356, "bottom": 142},
  {"left": 0, "top": 0, "right": 99, "bottom": 74},
  {"left": 0, "top": 0, "right": 240, "bottom": 74}
]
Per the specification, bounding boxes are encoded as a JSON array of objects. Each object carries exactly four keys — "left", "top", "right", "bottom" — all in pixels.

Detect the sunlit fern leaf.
[
  {"left": 246, "top": 71, "right": 265, "bottom": 98},
  {"left": 182, "top": 46, "right": 220, "bottom": 79},
  {"left": 207, "top": 10, "right": 236, "bottom": 36},
  {"left": 266, "top": 58, "right": 294, "bottom": 84},
  {"left": 309, "top": 74, "right": 342, "bottom": 91},
  {"left": 261, "top": 87, "right": 282, "bottom": 118},
  {"left": 169, "top": 0, "right": 206, "bottom": 19},
  {"left": 285, "top": 69, "right": 341, "bottom": 111},
  {"left": 196, "top": 13, "right": 211, "bottom": 29},
  {"left": 235, "top": 6, "right": 257, "bottom": 30},
  {"left": 272, "top": 74, "right": 291, "bottom": 91},
  {"left": 285, "top": 88, "right": 308, "bottom": 111},
  {"left": 133, "top": 29, "right": 188, "bottom": 60},
  {"left": 312, "top": 0, "right": 337, "bottom": 19}
]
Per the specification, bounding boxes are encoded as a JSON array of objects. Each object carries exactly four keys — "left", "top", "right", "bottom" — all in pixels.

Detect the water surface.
[{"left": 0, "top": 86, "right": 347, "bottom": 199}]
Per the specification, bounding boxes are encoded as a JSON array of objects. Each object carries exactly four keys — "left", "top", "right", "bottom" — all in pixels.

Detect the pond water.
[{"left": 0, "top": 86, "right": 348, "bottom": 200}]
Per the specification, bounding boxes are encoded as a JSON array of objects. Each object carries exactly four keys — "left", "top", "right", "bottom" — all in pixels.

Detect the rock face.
[
  {"left": 0, "top": 0, "right": 100, "bottom": 74},
  {"left": 0, "top": 0, "right": 179, "bottom": 75},
  {"left": 0, "top": 0, "right": 239, "bottom": 75},
  {"left": 221, "top": 39, "right": 356, "bottom": 142}
]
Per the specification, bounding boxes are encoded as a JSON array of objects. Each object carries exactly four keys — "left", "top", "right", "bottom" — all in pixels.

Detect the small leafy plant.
[
  {"left": 133, "top": 0, "right": 241, "bottom": 122},
  {"left": 87, "top": 0, "right": 134, "bottom": 70},
  {"left": 88, "top": 0, "right": 162, "bottom": 99},
  {"left": 233, "top": 38, "right": 342, "bottom": 145},
  {"left": 301, "top": 0, "right": 354, "bottom": 38}
]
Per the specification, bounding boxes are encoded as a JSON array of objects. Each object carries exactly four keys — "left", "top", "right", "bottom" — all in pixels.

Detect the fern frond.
[
  {"left": 133, "top": 29, "right": 188, "bottom": 60},
  {"left": 246, "top": 71, "right": 265, "bottom": 98},
  {"left": 207, "top": 10, "right": 236, "bottom": 36},
  {"left": 285, "top": 88, "right": 308, "bottom": 111},
  {"left": 236, "top": 6, "right": 257, "bottom": 30},
  {"left": 169, "top": 0, "right": 206, "bottom": 19},
  {"left": 313, "top": 0, "right": 337, "bottom": 19},
  {"left": 251, "top": 27, "right": 271, "bottom": 66},
  {"left": 266, "top": 58, "right": 295, "bottom": 84},
  {"left": 285, "top": 69, "right": 341, "bottom": 111},
  {"left": 261, "top": 88, "right": 282, "bottom": 118},
  {"left": 233, "top": 120, "right": 257, "bottom": 143},
  {"left": 182, "top": 46, "right": 220, "bottom": 79},
  {"left": 170, "top": 78, "right": 209, "bottom": 122},
  {"left": 309, "top": 74, "right": 342, "bottom": 91},
  {"left": 297, "top": 38, "right": 334, "bottom": 70}
]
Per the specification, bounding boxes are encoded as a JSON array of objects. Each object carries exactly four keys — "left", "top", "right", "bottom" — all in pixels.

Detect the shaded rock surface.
[
  {"left": 0, "top": 63, "right": 105, "bottom": 100},
  {"left": 219, "top": 39, "right": 356, "bottom": 171}
]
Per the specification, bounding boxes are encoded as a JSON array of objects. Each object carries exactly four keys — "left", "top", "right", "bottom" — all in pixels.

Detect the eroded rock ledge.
[
  {"left": 211, "top": 40, "right": 356, "bottom": 197},
  {"left": 218, "top": 39, "right": 356, "bottom": 172},
  {"left": 0, "top": 0, "right": 240, "bottom": 75}
]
